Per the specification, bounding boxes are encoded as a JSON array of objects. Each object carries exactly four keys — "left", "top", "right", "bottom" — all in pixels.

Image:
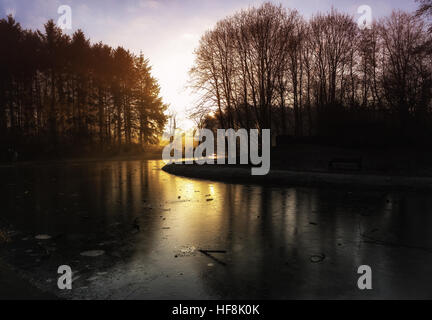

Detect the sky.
[{"left": 0, "top": 0, "right": 419, "bottom": 130}]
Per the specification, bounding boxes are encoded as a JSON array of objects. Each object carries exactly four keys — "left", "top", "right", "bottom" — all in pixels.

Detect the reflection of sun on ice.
[
  {"left": 180, "top": 181, "right": 196, "bottom": 197},
  {"left": 209, "top": 185, "right": 215, "bottom": 196}
]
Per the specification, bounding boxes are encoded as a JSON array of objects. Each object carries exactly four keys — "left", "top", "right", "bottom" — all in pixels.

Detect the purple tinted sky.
[{"left": 0, "top": 0, "right": 420, "bottom": 128}]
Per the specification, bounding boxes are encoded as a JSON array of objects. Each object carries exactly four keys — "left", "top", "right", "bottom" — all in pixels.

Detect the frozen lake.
[{"left": 1, "top": 160, "right": 432, "bottom": 299}]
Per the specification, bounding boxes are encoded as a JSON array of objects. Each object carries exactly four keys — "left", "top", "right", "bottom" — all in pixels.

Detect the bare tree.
[{"left": 189, "top": 2, "right": 432, "bottom": 145}]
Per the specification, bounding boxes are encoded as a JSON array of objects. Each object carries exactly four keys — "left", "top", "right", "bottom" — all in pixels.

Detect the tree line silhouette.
[
  {"left": 190, "top": 2, "right": 432, "bottom": 147},
  {"left": 0, "top": 17, "right": 167, "bottom": 159}
]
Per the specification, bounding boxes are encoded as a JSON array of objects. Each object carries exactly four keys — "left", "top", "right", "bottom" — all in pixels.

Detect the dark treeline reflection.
[
  {"left": 0, "top": 17, "right": 167, "bottom": 158},
  {"left": 190, "top": 2, "right": 432, "bottom": 147},
  {"left": 199, "top": 184, "right": 432, "bottom": 299}
]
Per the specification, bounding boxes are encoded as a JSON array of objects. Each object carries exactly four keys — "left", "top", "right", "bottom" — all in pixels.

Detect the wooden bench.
[{"left": 328, "top": 156, "right": 362, "bottom": 171}]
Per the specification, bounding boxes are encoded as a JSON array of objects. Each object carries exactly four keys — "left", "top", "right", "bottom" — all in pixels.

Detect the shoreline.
[{"left": 162, "top": 164, "right": 432, "bottom": 191}]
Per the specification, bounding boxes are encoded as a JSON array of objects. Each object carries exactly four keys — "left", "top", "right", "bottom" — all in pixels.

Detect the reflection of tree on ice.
[{"left": 8, "top": 148, "right": 18, "bottom": 162}]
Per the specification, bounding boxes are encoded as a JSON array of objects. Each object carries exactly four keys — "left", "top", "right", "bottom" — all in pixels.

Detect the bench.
[{"left": 328, "top": 156, "right": 362, "bottom": 171}]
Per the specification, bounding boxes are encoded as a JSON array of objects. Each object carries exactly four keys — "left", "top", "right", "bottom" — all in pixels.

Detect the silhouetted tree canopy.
[
  {"left": 0, "top": 16, "right": 168, "bottom": 157},
  {"left": 190, "top": 3, "right": 432, "bottom": 147},
  {"left": 416, "top": 0, "right": 432, "bottom": 31}
]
